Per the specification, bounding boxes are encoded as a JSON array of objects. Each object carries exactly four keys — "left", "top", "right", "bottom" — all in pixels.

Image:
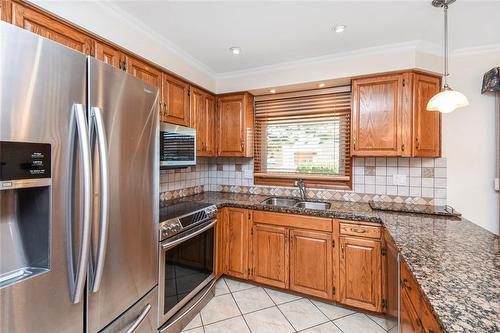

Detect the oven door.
[
  {"left": 158, "top": 219, "right": 216, "bottom": 327},
  {"left": 159, "top": 123, "right": 196, "bottom": 169}
]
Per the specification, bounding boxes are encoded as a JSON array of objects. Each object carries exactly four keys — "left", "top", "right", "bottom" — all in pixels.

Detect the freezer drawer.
[{"left": 100, "top": 286, "right": 158, "bottom": 333}]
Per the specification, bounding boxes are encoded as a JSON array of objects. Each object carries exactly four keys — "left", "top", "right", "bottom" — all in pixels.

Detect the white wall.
[
  {"left": 443, "top": 49, "right": 500, "bottom": 234},
  {"left": 31, "top": 1, "right": 217, "bottom": 91}
]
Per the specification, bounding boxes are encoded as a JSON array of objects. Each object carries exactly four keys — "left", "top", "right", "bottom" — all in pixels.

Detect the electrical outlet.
[{"left": 392, "top": 174, "right": 407, "bottom": 186}]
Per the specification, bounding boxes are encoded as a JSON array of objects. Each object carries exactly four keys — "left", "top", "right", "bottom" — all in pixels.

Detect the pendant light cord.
[{"left": 443, "top": 3, "right": 449, "bottom": 88}]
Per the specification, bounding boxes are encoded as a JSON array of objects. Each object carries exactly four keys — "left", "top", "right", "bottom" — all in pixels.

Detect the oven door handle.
[{"left": 161, "top": 220, "right": 216, "bottom": 251}]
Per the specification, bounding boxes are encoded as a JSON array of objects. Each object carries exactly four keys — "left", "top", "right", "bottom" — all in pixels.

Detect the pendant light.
[{"left": 426, "top": 0, "right": 469, "bottom": 113}]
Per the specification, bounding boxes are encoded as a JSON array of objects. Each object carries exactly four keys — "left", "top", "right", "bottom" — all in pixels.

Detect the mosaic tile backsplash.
[{"left": 160, "top": 157, "right": 447, "bottom": 206}]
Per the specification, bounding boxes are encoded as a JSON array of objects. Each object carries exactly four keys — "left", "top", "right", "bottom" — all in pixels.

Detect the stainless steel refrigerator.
[{"left": 0, "top": 21, "right": 159, "bottom": 333}]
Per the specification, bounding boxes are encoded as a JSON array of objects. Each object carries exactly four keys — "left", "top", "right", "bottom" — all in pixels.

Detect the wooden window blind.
[{"left": 254, "top": 86, "right": 352, "bottom": 189}]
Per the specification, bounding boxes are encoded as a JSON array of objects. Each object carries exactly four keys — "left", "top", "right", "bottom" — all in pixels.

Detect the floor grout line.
[
  {"left": 262, "top": 287, "right": 299, "bottom": 332},
  {"left": 226, "top": 284, "right": 254, "bottom": 333},
  {"left": 331, "top": 320, "right": 345, "bottom": 333}
]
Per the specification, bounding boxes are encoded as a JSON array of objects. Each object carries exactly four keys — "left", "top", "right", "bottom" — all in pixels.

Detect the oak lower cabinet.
[
  {"left": 191, "top": 87, "right": 216, "bottom": 156},
  {"left": 11, "top": 1, "right": 93, "bottom": 54},
  {"left": 252, "top": 224, "right": 289, "bottom": 289},
  {"left": 289, "top": 229, "right": 333, "bottom": 299},
  {"left": 339, "top": 236, "right": 383, "bottom": 312},
  {"left": 351, "top": 71, "right": 441, "bottom": 157},
  {"left": 224, "top": 208, "right": 252, "bottom": 279},
  {"left": 216, "top": 92, "right": 254, "bottom": 157},
  {"left": 401, "top": 287, "right": 423, "bottom": 333},
  {"left": 1, "top": 0, "right": 11, "bottom": 22}
]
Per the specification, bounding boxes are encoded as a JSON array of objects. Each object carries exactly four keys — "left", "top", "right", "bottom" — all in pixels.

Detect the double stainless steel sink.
[{"left": 260, "top": 197, "right": 331, "bottom": 210}]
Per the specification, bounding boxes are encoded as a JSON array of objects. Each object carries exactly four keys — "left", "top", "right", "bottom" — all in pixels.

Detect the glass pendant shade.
[{"left": 427, "top": 86, "right": 469, "bottom": 113}]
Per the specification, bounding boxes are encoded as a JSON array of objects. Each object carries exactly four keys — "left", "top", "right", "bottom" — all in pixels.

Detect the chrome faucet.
[{"left": 296, "top": 179, "right": 306, "bottom": 201}]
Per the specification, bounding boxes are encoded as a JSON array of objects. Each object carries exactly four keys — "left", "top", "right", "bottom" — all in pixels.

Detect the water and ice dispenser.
[{"left": 0, "top": 141, "right": 51, "bottom": 287}]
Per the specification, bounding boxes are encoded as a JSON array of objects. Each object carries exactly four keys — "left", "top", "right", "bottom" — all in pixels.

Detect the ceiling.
[{"left": 105, "top": 1, "right": 499, "bottom": 75}]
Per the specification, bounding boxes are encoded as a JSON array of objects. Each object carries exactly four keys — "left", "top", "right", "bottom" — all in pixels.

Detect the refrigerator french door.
[{"left": 0, "top": 21, "right": 159, "bottom": 333}]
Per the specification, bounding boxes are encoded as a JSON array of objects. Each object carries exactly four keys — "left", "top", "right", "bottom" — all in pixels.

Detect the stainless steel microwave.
[{"left": 160, "top": 123, "right": 196, "bottom": 169}]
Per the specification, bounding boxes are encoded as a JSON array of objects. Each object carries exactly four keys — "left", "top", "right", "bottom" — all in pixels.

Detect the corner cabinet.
[
  {"left": 191, "top": 87, "right": 216, "bottom": 156},
  {"left": 216, "top": 92, "right": 254, "bottom": 157},
  {"left": 351, "top": 71, "right": 441, "bottom": 157}
]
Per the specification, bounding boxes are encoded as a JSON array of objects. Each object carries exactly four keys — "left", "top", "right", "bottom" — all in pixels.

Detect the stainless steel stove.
[{"left": 157, "top": 201, "right": 217, "bottom": 332}]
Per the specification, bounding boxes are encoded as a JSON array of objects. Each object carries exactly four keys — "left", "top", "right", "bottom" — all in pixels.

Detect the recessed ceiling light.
[
  {"left": 270, "top": 89, "right": 276, "bottom": 94},
  {"left": 318, "top": 83, "right": 326, "bottom": 88},
  {"left": 229, "top": 47, "right": 241, "bottom": 55},
  {"left": 333, "top": 25, "right": 346, "bottom": 33}
]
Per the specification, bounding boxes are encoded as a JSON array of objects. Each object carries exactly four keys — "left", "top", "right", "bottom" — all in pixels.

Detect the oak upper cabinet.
[
  {"left": 289, "top": 229, "right": 333, "bottom": 299},
  {"left": 224, "top": 208, "right": 251, "bottom": 279},
  {"left": 1, "top": 0, "right": 12, "bottom": 22},
  {"left": 191, "top": 87, "right": 216, "bottom": 156},
  {"left": 94, "top": 41, "right": 124, "bottom": 70},
  {"left": 126, "top": 56, "right": 161, "bottom": 88},
  {"left": 351, "top": 71, "right": 441, "bottom": 157},
  {"left": 352, "top": 74, "right": 404, "bottom": 156},
  {"left": 12, "top": 1, "right": 93, "bottom": 54},
  {"left": 252, "top": 224, "right": 289, "bottom": 289},
  {"left": 161, "top": 72, "right": 190, "bottom": 126},
  {"left": 216, "top": 92, "right": 254, "bottom": 157},
  {"left": 339, "top": 236, "right": 383, "bottom": 312},
  {"left": 412, "top": 74, "right": 441, "bottom": 157}
]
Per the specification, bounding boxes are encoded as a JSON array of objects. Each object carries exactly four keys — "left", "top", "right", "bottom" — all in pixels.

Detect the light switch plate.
[{"left": 393, "top": 174, "right": 407, "bottom": 186}]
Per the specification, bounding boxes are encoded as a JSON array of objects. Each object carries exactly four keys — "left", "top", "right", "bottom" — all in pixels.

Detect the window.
[{"left": 254, "top": 87, "right": 352, "bottom": 189}]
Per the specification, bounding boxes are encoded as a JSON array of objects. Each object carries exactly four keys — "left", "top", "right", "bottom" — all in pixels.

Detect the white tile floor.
[{"left": 182, "top": 277, "right": 397, "bottom": 333}]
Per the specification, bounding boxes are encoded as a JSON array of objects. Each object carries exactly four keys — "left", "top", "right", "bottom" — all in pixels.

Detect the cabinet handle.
[
  {"left": 353, "top": 137, "right": 356, "bottom": 150},
  {"left": 401, "top": 144, "right": 405, "bottom": 152},
  {"left": 341, "top": 244, "right": 345, "bottom": 258},
  {"left": 416, "top": 137, "right": 420, "bottom": 149},
  {"left": 351, "top": 227, "right": 366, "bottom": 234},
  {"left": 402, "top": 278, "right": 412, "bottom": 291},
  {"left": 240, "top": 142, "right": 244, "bottom": 151}
]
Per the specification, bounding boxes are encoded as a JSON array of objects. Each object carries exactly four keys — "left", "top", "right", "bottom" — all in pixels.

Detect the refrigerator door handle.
[
  {"left": 125, "top": 304, "right": 152, "bottom": 333},
  {"left": 70, "top": 103, "right": 93, "bottom": 304},
  {"left": 90, "top": 106, "right": 110, "bottom": 293}
]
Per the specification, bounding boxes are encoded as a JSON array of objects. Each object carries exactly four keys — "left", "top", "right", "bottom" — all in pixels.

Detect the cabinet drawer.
[
  {"left": 400, "top": 261, "right": 421, "bottom": 311},
  {"left": 253, "top": 211, "right": 332, "bottom": 232},
  {"left": 340, "top": 223, "right": 381, "bottom": 239}
]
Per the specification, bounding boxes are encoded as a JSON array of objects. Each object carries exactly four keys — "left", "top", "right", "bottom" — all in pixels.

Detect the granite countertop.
[{"left": 163, "top": 191, "right": 500, "bottom": 333}]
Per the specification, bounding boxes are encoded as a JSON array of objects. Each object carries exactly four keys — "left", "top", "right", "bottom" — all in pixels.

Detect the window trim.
[{"left": 253, "top": 86, "right": 352, "bottom": 190}]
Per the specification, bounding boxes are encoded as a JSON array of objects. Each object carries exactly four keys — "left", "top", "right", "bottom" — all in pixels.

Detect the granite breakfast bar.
[{"left": 162, "top": 192, "right": 500, "bottom": 333}]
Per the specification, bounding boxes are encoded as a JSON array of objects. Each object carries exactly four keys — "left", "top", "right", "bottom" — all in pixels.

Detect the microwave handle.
[{"left": 161, "top": 220, "right": 216, "bottom": 251}]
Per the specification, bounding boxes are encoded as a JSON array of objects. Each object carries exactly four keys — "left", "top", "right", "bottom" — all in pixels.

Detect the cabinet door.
[
  {"left": 217, "top": 95, "right": 245, "bottom": 156},
  {"left": 191, "top": 87, "right": 207, "bottom": 154},
  {"left": 162, "top": 73, "right": 190, "bottom": 126},
  {"left": 94, "top": 41, "right": 123, "bottom": 70},
  {"left": 1, "top": 0, "right": 12, "bottom": 22},
  {"left": 252, "top": 224, "right": 289, "bottom": 289},
  {"left": 352, "top": 74, "right": 404, "bottom": 156},
  {"left": 215, "top": 210, "right": 225, "bottom": 278},
  {"left": 289, "top": 229, "right": 333, "bottom": 299},
  {"left": 412, "top": 74, "right": 441, "bottom": 157},
  {"left": 420, "top": 299, "right": 442, "bottom": 333},
  {"left": 204, "top": 94, "right": 216, "bottom": 156},
  {"left": 126, "top": 56, "right": 161, "bottom": 88},
  {"left": 225, "top": 208, "right": 250, "bottom": 279},
  {"left": 12, "top": 2, "right": 93, "bottom": 54},
  {"left": 339, "top": 236, "right": 382, "bottom": 312},
  {"left": 401, "top": 288, "right": 423, "bottom": 333}
]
